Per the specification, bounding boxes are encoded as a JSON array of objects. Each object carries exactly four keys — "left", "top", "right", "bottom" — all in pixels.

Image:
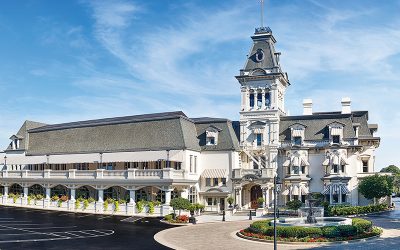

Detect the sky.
[{"left": 0, "top": 0, "right": 399, "bottom": 170}]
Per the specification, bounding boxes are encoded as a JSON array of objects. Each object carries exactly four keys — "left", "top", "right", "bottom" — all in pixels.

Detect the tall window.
[
  {"left": 213, "top": 178, "right": 219, "bottom": 186},
  {"left": 256, "top": 133, "right": 262, "bottom": 146},
  {"left": 293, "top": 136, "right": 302, "bottom": 146},
  {"left": 301, "top": 166, "right": 306, "bottom": 174},
  {"left": 194, "top": 156, "right": 197, "bottom": 173},
  {"left": 189, "top": 155, "right": 193, "bottom": 173},
  {"left": 293, "top": 166, "right": 299, "bottom": 175},
  {"left": 332, "top": 164, "right": 339, "bottom": 173},
  {"left": 249, "top": 93, "right": 255, "bottom": 108},
  {"left": 341, "top": 165, "right": 345, "bottom": 173},
  {"left": 221, "top": 178, "right": 227, "bottom": 186},
  {"left": 205, "top": 178, "right": 211, "bottom": 187},
  {"left": 189, "top": 186, "right": 197, "bottom": 204},
  {"left": 362, "top": 160, "right": 368, "bottom": 173},
  {"left": 332, "top": 135, "right": 340, "bottom": 144},
  {"left": 257, "top": 93, "right": 262, "bottom": 108},
  {"left": 265, "top": 92, "right": 271, "bottom": 108}
]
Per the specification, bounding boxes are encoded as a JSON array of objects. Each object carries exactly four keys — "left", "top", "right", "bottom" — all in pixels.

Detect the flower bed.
[
  {"left": 163, "top": 214, "right": 189, "bottom": 224},
  {"left": 239, "top": 218, "right": 382, "bottom": 243}
]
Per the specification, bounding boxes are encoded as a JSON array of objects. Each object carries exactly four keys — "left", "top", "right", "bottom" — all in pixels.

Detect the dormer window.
[
  {"left": 293, "top": 136, "right": 302, "bottom": 146},
  {"left": 9, "top": 135, "right": 22, "bottom": 150},
  {"left": 332, "top": 135, "right": 340, "bottom": 144},
  {"left": 290, "top": 124, "right": 306, "bottom": 146},
  {"left": 329, "top": 122, "right": 344, "bottom": 144},
  {"left": 205, "top": 126, "right": 221, "bottom": 146}
]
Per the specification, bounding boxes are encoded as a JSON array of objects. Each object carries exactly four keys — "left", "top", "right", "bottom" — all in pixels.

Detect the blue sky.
[{"left": 0, "top": 0, "right": 399, "bottom": 170}]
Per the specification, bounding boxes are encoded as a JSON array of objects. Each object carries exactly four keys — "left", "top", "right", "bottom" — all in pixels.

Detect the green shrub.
[
  {"left": 88, "top": 197, "right": 95, "bottom": 203},
  {"left": 337, "top": 225, "right": 357, "bottom": 237},
  {"left": 164, "top": 214, "right": 173, "bottom": 221},
  {"left": 321, "top": 226, "right": 341, "bottom": 238},
  {"left": 227, "top": 196, "right": 234, "bottom": 205},
  {"left": 83, "top": 199, "right": 89, "bottom": 210},
  {"left": 286, "top": 199, "right": 303, "bottom": 210},
  {"left": 57, "top": 199, "right": 62, "bottom": 207},
  {"left": 51, "top": 195, "right": 59, "bottom": 201},
  {"left": 136, "top": 200, "right": 145, "bottom": 213},
  {"left": 114, "top": 200, "right": 119, "bottom": 212},
  {"left": 147, "top": 201, "right": 154, "bottom": 214},
  {"left": 352, "top": 218, "right": 372, "bottom": 233},
  {"left": 75, "top": 199, "right": 80, "bottom": 209},
  {"left": 103, "top": 200, "right": 108, "bottom": 211},
  {"left": 327, "top": 204, "right": 388, "bottom": 216}
]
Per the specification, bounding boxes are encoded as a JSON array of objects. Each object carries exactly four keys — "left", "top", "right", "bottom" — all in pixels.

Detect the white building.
[{"left": 0, "top": 26, "right": 380, "bottom": 215}]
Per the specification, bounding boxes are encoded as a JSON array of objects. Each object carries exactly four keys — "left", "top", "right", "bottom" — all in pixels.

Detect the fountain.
[{"left": 275, "top": 195, "right": 351, "bottom": 227}]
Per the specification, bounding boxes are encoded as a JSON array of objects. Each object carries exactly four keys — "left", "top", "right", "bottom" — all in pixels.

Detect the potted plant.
[
  {"left": 257, "top": 197, "right": 265, "bottom": 208},
  {"left": 227, "top": 196, "right": 234, "bottom": 208}
]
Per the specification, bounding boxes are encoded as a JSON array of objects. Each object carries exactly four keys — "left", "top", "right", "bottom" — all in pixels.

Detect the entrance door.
[{"left": 250, "top": 185, "right": 262, "bottom": 209}]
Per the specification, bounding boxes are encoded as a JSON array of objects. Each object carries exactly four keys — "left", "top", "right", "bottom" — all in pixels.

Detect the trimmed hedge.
[
  {"left": 352, "top": 218, "right": 372, "bottom": 233},
  {"left": 248, "top": 218, "right": 372, "bottom": 239},
  {"left": 327, "top": 203, "right": 388, "bottom": 216}
]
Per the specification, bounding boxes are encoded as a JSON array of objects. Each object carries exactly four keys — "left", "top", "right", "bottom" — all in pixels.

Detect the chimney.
[
  {"left": 341, "top": 97, "right": 351, "bottom": 114},
  {"left": 303, "top": 99, "right": 313, "bottom": 115}
]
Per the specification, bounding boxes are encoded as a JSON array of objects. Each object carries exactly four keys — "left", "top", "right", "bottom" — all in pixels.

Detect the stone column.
[
  {"left": 96, "top": 189, "right": 104, "bottom": 213},
  {"left": 68, "top": 188, "right": 76, "bottom": 211},
  {"left": 3, "top": 186, "right": 8, "bottom": 204},
  {"left": 261, "top": 89, "right": 265, "bottom": 109},
  {"left": 23, "top": 187, "right": 28, "bottom": 205},
  {"left": 266, "top": 187, "right": 270, "bottom": 208},
  {"left": 44, "top": 187, "right": 51, "bottom": 208},
  {"left": 127, "top": 189, "right": 136, "bottom": 215},
  {"left": 165, "top": 190, "right": 171, "bottom": 205}
]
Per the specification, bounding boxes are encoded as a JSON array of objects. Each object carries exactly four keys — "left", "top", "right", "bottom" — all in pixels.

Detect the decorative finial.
[{"left": 255, "top": 0, "right": 272, "bottom": 34}]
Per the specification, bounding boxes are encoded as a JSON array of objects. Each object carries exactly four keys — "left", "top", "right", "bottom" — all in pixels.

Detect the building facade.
[{"left": 0, "top": 26, "right": 380, "bottom": 216}]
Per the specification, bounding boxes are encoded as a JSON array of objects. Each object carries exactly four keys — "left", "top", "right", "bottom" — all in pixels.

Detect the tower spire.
[{"left": 260, "top": 0, "right": 264, "bottom": 28}]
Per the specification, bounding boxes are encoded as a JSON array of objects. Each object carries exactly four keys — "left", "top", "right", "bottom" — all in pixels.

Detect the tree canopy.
[
  {"left": 380, "top": 165, "right": 400, "bottom": 175},
  {"left": 170, "top": 197, "right": 190, "bottom": 211},
  {"left": 359, "top": 174, "right": 393, "bottom": 200}
]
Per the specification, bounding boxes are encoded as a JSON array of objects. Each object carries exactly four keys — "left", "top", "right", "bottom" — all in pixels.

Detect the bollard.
[
  {"left": 222, "top": 210, "right": 226, "bottom": 222},
  {"left": 249, "top": 210, "right": 252, "bottom": 220}
]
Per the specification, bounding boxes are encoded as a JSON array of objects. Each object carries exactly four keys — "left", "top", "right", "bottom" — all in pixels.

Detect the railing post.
[
  {"left": 3, "top": 170, "right": 8, "bottom": 178},
  {"left": 162, "top": 168, "right": 171, "bottom": 179},
  {"left": 44, "top": 169, "right": 51, "bottom": 178},
  {"left": 96, "top": 169, "right": 104, "bottom": 179},
  {"left": 68, "top": 169, "right": 76, "bottom": 179},
  {"left": 127, "top": 168, "right": 136, "bottom": 179},
  {"left": 22, "top": 170, "right": 28, "bottom": 178}
]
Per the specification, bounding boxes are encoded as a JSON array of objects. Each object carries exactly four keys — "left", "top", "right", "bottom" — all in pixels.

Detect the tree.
[
  {"left": 170, "top": 197, "right": 190, "bottom": 215},
  {"left": 286, "top": 199, "right": 303, "bottom": 210},
  {"left": 380, "top": 165, "right": 400, "bottom": 175},
  {"left": 359, "top": 174, "right": 393, "bottom": 203}
]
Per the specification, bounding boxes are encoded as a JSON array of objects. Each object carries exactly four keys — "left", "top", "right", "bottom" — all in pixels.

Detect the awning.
[
  {"left": 300, "top": 185, "right": 309, "bottom": 195},
  {"left": 321, "top": 184, "right": 349, "bottom": 195},
  {"left": 292, "top": 129, "right": 303, "bottom": 137},
  {"left": 340, "top": 185, "right": 350, "bottom": 194},
  {"left": 201, "top": 169, "right": 227, "bottom": 178},
  {"left": 322, "top": 158, "right": 330, "bottom": 166},
  {"left": 321, "top": 185, "right": 330, "bottom": 195},
  {"left": 292, "top": 185, "right": 299, "bottom": 196},
  {"left": 340, "top": 157, "right": 349, "bottom": 165},
  {"left": 331, "top": 127, "right": 342, "bottom": 136},
  {"left": 282, "top": 159, "right": 291, "bottom": 167},
  {"left": 291, "top": 156, "right": 309, "bottom": 167},
  {"left": 281, "top": 189, "right": 290, "bottom": 195}
]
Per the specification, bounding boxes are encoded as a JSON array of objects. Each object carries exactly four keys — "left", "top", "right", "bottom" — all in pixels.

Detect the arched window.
[
  {"left": 136, "top": 189, "right": 148, "bottom": 202},
  {"left": 29, "top": 184, "right": 44, "bottom": 195},
  {"left": 9, "top": 184, "right": 22, "bottom": 195},
  {"left": 51, "top": 185, "right": 68, "bottom": 197},
  {"left": 156, "top": 190, "right": 165, "bottom": 203},
  {"left": 171, "top": 189, "right": 179, "bottom": 199},
  {"left": 76, "top": 186, "right": 90, "bottom": 199}
]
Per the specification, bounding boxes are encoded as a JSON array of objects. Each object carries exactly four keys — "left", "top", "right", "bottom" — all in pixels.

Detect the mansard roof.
[
  {"left": 192, "top": 118, "right": 240, "bottom": 152},
  {"left": 25, "top": 111, "right": 201, "bottom": 155},
  {"left": 279, "top": 111, "right": 373, "bottom": 141},
  {"left": 6, "top": 120, "right": 47, "bottom": 151}
]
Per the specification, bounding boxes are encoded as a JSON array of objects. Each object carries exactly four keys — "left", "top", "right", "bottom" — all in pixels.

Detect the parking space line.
[
  {"left": 97, "top": 215, "right": 113, "bottom": 220},
  {"left": 76, "top": 214, "right": 93, "bottom": 218}
]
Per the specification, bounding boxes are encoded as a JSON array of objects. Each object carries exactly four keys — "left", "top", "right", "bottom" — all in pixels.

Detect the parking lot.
[{"left": 0, "top": 206, "right": 172, "bottom": 249}]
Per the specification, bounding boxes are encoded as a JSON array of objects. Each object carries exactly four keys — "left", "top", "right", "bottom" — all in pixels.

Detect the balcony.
[
  {"left": 232, "top": 168, "right": 274, "bottom": 179},
  {"left": 0, "top": 168, "right": 188, "bottom": 182}
]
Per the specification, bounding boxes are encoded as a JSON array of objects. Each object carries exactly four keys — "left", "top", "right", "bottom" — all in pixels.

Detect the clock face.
[{"left": 255, "top": 49, "right": 264, "bottom": 62}]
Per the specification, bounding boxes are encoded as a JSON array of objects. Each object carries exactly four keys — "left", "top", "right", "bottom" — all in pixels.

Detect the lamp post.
[{"left": 273, "top": 175, "right": 282, "bottom": 250}]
